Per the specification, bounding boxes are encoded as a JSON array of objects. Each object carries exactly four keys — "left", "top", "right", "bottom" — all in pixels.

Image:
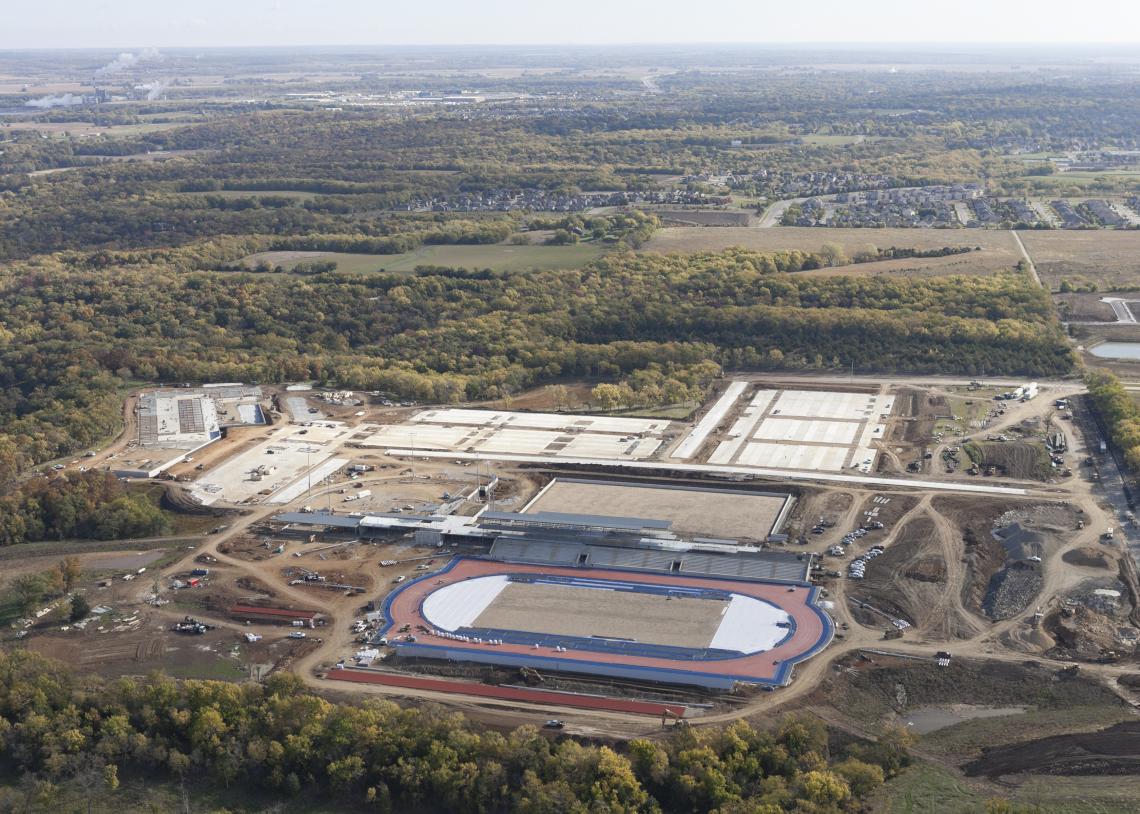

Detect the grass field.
[
  {"left": 878, "top": 763, "right": 982, "bottom": 814},
  {"left": 3, "top": 120, "right": 193, "bottom": 137},
  {"left": 642, "top": 227, "right": 1022, "bottom": 276},
  {"left": 1030, "top": 170, "right": 1140, "bottom": 183},
  {"left": 1015, "top": 775, "right": 1140, "bottom": 813},
  {"left": 1019, "top": 230, "right": 1140, "bottom": 290},
  {"left": 242, "top": 243, "right": 608, "bottom": 274},
  {"left": 182, "top": 189, "right": 319, "bottom": 200},
  {"left": 800, "top": 134, "right": 884, "bottom": 146}
]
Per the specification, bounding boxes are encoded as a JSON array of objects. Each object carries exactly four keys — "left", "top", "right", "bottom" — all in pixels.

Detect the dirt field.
[
  {"left": 848, "top": 514, "right": 963, "bottom": 634},
  {"left": 524, "top": 478, "right": 791, "bottom": 540},
  {"left": 965, "top": 720, "right": 1140, "bottom": 777},
  {"left": 1019, "top": 230, "right": 1140, "bottom": 291},
  {"left": 642, "top": 227, "right": 1022, "bottom": 276},
  {"left": 24, "top": 608, "right": 306, "bottom": 680},
  {"left": 472, "top": 582, "right": 727, "bottom": 647},
  {"left": 1055, "top": 292, "right": 1118, "bottom": 322}
]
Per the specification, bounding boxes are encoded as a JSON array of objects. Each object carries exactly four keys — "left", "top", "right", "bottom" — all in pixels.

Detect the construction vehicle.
[
  {"left": 520, "top": 666, "right": 544, "bottom": 685},
  {"left": 661, "top": 709, "right": 689, "bottom": 728}
]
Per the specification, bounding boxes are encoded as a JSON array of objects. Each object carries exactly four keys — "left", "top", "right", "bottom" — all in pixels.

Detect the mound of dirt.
[
  {"left": 999, "top": 626, "right": 1056, "bottom": 655},
  {"left": 1063, "top": 547, "right": 1114, "bottom": 569},
  {"left": 161, "top": 484, "right": 240, "bottom": 516},
  {"left": 963, "top": 440, "right": 1053, "bottom": 481},
  {"left": 965, "top": 720, "right": 1140, "bottom": 778}
]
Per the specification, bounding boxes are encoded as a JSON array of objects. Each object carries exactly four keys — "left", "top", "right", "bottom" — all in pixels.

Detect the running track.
[
  {"left": 383, "top": 558, "right": 832, "bottom": 687},
  {"left": 327, "top": 668, "right": 686, "bottom": 717}
]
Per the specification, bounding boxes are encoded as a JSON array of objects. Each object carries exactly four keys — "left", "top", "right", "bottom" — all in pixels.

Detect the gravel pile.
[{"left": 984, "top": 567, "right": 1043, "bottom": 620}]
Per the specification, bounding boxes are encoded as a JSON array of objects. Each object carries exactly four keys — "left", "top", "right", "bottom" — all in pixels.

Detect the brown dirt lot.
[
  {"left": 848, "top": 514, "right": 965, "bottom": 634},
  {"left": 25, "top": 610, "right": 305, "bottom": 680},
  {"left": 641, "top": 227, "right": 1022, "bottom": 276},
  {"left": 1020, "top": 230, "right": 1140, "bottom": 291},
  {"left": 525, "top": 478, "right": 791, "bottom": 541}
]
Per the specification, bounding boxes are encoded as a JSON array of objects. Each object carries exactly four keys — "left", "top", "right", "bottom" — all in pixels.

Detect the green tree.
[
  {"left": 13, "top": 573, "right": 48, "bottom": 617},
  {"left": 70, "top": 594, "right": 91, "bottom": 623}
]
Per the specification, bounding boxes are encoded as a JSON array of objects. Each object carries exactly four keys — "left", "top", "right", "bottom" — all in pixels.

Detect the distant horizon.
[
  {"left": 5, "top": 1, "right": 1140, "bottom": 51},
  {"left": 6, "top": 41, "right": 1140, "bottom": 53}
]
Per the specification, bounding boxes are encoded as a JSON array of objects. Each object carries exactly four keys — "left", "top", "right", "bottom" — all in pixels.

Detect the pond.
[
  {"left": 1090, "top": 342, "right": 1140, "bottom": 360},
  {"left": 900, "top": 705, "right": 1026, "bottom": 734}
]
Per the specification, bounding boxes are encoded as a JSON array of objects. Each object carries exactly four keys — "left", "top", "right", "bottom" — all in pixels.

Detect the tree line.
[{"left": 0, "top": 649, "right": 911, "bottom": 812}]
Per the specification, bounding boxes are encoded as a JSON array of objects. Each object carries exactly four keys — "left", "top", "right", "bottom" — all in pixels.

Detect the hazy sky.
[{"left": 4, "top": 0, "right": 1140, "bottom": 49}]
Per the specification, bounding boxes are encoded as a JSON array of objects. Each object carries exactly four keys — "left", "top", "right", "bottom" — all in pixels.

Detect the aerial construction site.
[{"left": 15, "top": 371, "right": 1140, "bottom": 783}]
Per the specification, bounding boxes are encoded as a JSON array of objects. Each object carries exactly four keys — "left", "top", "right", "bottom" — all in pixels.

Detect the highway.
[{"left": 384, "top": 449, "right": 1031, "bottom": 497}]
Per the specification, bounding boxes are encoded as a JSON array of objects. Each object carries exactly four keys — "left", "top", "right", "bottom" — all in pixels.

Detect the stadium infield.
[{"left": 380, "top": 557, "right": 833, "bottom": 689}]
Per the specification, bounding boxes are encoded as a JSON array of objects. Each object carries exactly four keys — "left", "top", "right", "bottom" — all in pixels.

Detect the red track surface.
[
  {"left": 387, "top": 559, "right": 829, "bottom": 685},
  {"left": 328, "top": 668, "right": 685, "bottom": 717}
]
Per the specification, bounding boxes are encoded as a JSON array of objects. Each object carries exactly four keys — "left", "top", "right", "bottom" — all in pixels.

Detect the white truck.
[{"left": 344, "top": 490, "right": 372, "bottom": 502}]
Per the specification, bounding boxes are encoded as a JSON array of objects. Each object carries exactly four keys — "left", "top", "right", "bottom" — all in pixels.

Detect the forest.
[
  {"left": 0, "top": 247, "right": 1071, "bottom": 475},
  {"left": 0, "top": 471, "right": 169, "bottom": 546},
  {"left": 0, "top": 649, "right": 909, "bottom": 813}
]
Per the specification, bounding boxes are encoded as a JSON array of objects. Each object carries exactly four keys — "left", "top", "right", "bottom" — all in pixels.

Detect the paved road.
[
  {"left": 757, "top": 196, "right": 810, "bottom": 228},
  {"left": 1101, "top": 297, "right": 1138, "bottom": 324},
  {"left": 385, "top": 449, "right": 1032, "bottom": 497}
]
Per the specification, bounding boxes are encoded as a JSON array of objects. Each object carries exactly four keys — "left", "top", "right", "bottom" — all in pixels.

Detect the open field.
[
  {"left": 877, "top": 762, "right": 981, "bottom": 814},
  {"left": 242, "top": 243, "right": 607, "bottom": 275},
  {"left": 1019, "top": 230, "right": 1140, "bottom": 290},
  {"left": 1025, "top": 170, "right": 1140, "bottom": 183},
  {"left": 182, "top": 189, "right": 320, "bottom": 200},
  {"left": 523, "top": 478, "right": 791, "bottom": 539},
  {"left": 1, "top": 120, "right": 195, "bottom": 136},
  {"left": 642, "top": 227, "right": 1022, "bottom": 276}
]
